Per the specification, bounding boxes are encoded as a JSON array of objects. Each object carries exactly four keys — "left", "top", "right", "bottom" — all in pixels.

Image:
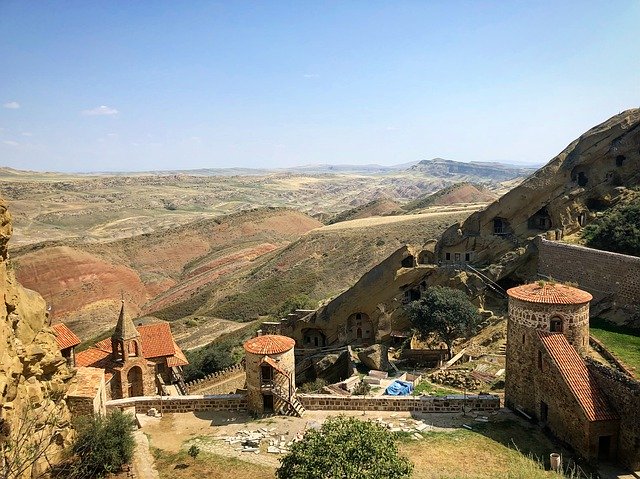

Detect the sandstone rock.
[
  {"left": 358, "top": 344, "right": 392, "bottom": 371},
  {"left": 0, "top": 195, "right": 74, "bottom": 477}
]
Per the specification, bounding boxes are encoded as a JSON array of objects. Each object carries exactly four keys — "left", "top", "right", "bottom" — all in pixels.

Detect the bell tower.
[{"left": 111, "top": 300, "right": 142, "bottom": 363}]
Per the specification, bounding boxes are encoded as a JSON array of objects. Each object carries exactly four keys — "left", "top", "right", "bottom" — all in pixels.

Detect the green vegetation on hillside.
[
  {"left": 582, "top": 199, "right": 640, "bottom": 257},
  {"left": 590, "top": 318, "right": 640, "bottom": 378}
]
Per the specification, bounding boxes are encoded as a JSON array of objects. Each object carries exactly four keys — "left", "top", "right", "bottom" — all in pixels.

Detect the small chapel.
[{"left": 76, "top": 301, "right": 188, "bottom": 400}]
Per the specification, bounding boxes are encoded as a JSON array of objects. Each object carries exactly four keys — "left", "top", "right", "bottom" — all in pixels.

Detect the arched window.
[{"left": 550, "top": 317, "right": 563, "bottom": 333}]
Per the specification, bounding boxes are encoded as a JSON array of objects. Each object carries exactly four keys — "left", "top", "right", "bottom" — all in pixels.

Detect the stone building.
[
  {"left": 76, "top": 301, "right": 188, "bottom": 399},
  {"left": 505, "top": 282, "right": 620, "bottom": 462},
  {"left": 52, "top": 322, "right": 81, "bottom": 367},
  {"left": 243, "top": 334, "right": 305, "bottom": 416}
]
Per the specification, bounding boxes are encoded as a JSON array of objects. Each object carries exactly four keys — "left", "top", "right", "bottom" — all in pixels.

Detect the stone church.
[{"left": 76, "top": 301, "right": 188, "bottom": 399}]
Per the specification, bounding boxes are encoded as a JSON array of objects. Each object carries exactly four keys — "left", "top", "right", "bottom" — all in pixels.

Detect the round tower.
[
  {"left": 243, "top": 334, "right": 296, "bottom": 415},
  {"left": 504, "top": 282, "right": 592, "bottom": 413}
]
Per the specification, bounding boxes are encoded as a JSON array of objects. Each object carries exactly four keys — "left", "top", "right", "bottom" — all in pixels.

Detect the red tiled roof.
[
  {"left": 243, "top": 334, "right": 295, "bottom": 355},
  {"left": 260, "top": 355, "right": 287, "bottom": 375},
  {"left": 76, "top": 347, "right": 113, "bottom": 369},
  {"left": 76, "top": 323, "right": 189, "bottom": 367},
  {"left": 538, "top": 332, "right": 617, "bottom": 422},
  {"left": 138, "top": 322, "right": 176, "bottom": 358},
  {"left": 92, "top": 322, "right": 178, "bottom": 359},
  {"left": 52, "top": 323, "right": 81, "bottom": 350},
  {"left": 508, "top": 283, "right": 592, "bottom": 305},
  {"left": 166, "top": 339, "right": 189, "bottom": 367}
]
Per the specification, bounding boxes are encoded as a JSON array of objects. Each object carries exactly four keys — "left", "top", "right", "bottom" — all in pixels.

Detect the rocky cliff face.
[
  {"left": 436, "top": 108, "right": 640, "bottom": 280},
  {"left": 0, "top": 198, "right": 74, "bottom": 477}
]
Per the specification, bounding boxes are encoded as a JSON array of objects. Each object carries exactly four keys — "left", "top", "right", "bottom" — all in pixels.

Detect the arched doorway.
[{"left": 127, "top": 366, "right": 144, "bottom": 397}]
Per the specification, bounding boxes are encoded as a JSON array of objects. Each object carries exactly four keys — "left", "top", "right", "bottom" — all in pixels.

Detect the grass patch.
[
  {"left": 590, "top": 318, "right": 640, "bottom": 377},
  {"left": 412, "top": 381, "right": 459, "bottom": 397},
  {"left": 152, "top": 448, "right": 274, "bottom": 479},
  {"left": 401, "top": 422, "right": 576, "bottom": 479}
]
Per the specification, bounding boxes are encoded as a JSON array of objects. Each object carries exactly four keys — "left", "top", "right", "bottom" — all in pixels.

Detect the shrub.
[
  {"left": 352, "top": 379, "right": 371, "bottom": 396},
  {"left": 66, "top": 410, "right": 136, "bottom": 478},
  {"left": 582, "top": 200, "right": 640, "bottom": 257},
  {"left": 298, "top": 378, "right": 328, "bottom": 393}
]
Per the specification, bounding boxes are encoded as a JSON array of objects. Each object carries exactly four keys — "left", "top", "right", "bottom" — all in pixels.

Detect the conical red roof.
[
  {"left": 507, "top": 283, "right": 592, "bottom": 305},
  {"left": 243, "top": 334, "right": 295, "bottom": 355}
]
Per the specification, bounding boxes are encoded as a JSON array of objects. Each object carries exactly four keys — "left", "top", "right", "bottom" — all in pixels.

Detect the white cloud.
[
  {"left": 385, "top": 126, "right": 399, "bottom": 131},
  {"left": 3, "top": 140, "right": 19, "bottom": 146},
  {"left": 82, "top": 105, "right": 118, "bottom": 116},
  {"left": 303, "top": 73, "right": 319, "bottom": 79},
  {"left": 3, "top": 101, "right": 20, "bottom": 109},
  {"left": 107, "top": 133, "right": 118, "bottom": 138},
  {"left": 21, "top": 132, "right": 33, "bottom": 137}
]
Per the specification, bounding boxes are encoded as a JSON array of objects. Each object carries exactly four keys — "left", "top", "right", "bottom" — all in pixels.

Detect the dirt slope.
[
  {"left": 150, "top": 207, "right": 477, "bottom": 323},
  {"left": 325, "top": 198, "right": 403, "bottom": 224},
  {"left": 403, "top": 182, "right": 497, "bottom": 212},
  {"left": 13, "top": 208, "right": 321, "bottom": 338}
]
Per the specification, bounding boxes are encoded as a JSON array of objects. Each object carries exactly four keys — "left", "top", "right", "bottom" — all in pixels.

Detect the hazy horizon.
[{"left": 1, "top": 1, "right": 638, "bottom": 172}]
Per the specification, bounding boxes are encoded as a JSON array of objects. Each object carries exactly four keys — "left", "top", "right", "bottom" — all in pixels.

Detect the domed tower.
[
  {"left": 505, "top": 282, "right": 592, "bottom": 414},
  {"left": 243, "top": 334, "right": 299, "bottom": 415},
  {"left": 111, "top": 300, "right": 142, "bottom": 362}
]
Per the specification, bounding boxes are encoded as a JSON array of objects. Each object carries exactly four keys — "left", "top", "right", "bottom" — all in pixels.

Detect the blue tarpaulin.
[{"left": 385, "top": 380, "right": 414, "bottom": 396}]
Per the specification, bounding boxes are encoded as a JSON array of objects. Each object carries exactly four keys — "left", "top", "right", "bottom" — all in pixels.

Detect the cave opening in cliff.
[
  {"left": 615, "top": 155, "right": 625, "bottom": 167},
  {"left": 528, "top": 207, "right": 552, "bottom": 230}
]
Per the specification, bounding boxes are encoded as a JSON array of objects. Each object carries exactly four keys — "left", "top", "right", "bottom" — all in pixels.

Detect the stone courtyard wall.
[
  {"left": 536, "top": 237, "right": 640, "bottom": 307},
  {"left": 586, "top": 359, "right": 640, "bottom": 469},
  {"left": 297, "top": 394, "right": 500, "bottom": 413},
  {"left": 105, "top": 393, "right": 500, "bottom": 414},
  {"left": 106, "top": 394, "right": 247, "bottom": 414},
  {"left": 186, "top": 361, "right": 246, "bottom": 395}
]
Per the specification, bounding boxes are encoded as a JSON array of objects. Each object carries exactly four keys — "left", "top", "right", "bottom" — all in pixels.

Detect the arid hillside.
[
  {"left": 403, "top": 182, "right": 498, "bottom": 212},
  {"left": 150, "top": 207, "right": 476, "bottom": 325},
  {"left": 12, "top": 208, "right": 321, "bottom": 338},
  {"left": 0, "top": 161, "right": 526, "bottom": 248}
]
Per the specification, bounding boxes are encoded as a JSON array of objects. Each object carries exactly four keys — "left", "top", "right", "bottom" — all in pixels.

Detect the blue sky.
[{"left": 1, "top": 1, "right": 638, "bottom": 172}]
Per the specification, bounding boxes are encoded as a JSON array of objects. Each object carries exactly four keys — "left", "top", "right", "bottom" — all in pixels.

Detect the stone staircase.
[{"left": 271, "top": 385, "right": 306, "bottom": 417}]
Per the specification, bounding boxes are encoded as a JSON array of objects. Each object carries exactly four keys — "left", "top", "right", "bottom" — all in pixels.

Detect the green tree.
[
  {"left": 582, "top": 200, "right": 640, "bottom": 257},
  {"left": 407, "top": 286, "right": 481, "bottom": 358},
  {"left": 67, "top": 410, "right": 136, "bottom": 478},
  {"left": 183, "top": 340, "right": 237, "bottom": 382},
  {"left": 276, "top": 416, "right": 412, "bottom": 479}
]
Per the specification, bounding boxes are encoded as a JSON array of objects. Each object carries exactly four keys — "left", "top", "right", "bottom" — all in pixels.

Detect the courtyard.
[{"left": 142, "top": 409, "right": 580, "bottom": 479}]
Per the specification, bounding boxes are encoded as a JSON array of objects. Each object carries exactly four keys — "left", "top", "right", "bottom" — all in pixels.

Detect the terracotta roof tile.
[
  {"left": 52, "top": 323, "right": 81, "bottom": 350},
  {"left": 166, "top": 339, "right": 189, "bottom": 367},
  {"left": 92, "top": 322, "right": 178, "bottom": 359},
  {"left": 138, "top": 322, "right": 176, "bottom": 358},
  {"left": 538, "top": 332, "right": 618, "bottom": 422},
  {"left": 508, "top": 283, "right": 592, "bottom": 305},
  {"left": 76, "top": 347, "right": 113, "bottom": 369},
  {"left": 68, "top": 367, "right": 105, "bottom": 398},
  {"left": 243, "top": 334, "right": 295, "bottom": 355},
  {"left": 260, "top": 355, "right": 287, "bottom": 375}
]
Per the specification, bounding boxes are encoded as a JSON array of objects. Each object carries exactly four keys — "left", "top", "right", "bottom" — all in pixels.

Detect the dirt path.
[
  {"left": 317, "top": 206, "right": 481, "bottom": 231},
  {"left": 131, "top": 430, "right": 160, "bottom": 479}
]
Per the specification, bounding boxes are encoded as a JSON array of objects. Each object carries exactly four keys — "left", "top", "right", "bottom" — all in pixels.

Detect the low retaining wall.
[
  {"left": 106, "top": 394, "right": 247, "bottom": 414},
  {"left": 297, "top": 394, "right": 500, "bottom": 413},
  {"left": 106, "top": 393, "right": 499, "bottom": 415},
  {"left": 185, "top": 361, "right": 245, "bottom": 393}
]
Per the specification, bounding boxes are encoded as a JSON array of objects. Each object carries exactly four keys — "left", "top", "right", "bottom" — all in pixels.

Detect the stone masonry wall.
[
  {"left": 586, "top": 359, "right": 640, "bottom": 469},
  {"left": 106, "top": 394, "right": 248, "bottom": 414},
  {"left": 536, "top": 238, "right": 640, "bottom": 307},
  {"left": 297, "top": 394, "right": 500, "bottom": 413},
  {"left": 186, "top": 361, "right": 246, "bottom": 394}
]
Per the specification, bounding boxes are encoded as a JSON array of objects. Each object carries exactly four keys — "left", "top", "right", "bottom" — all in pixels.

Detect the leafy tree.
[
  {"left": 582, "top": 200, "right": 640, "bottom": 257},
  {"left": 66, "top": 410, "right": 136, "bottom": 478},
  {"left": 407, "top": 286, "right": 481, "bottom": 358},
  {"left": 276, "top": 416, "right": 413, "bottom": 479},
  {"left": 183, "top": 340, "right": 238, "bottom": 382}
]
